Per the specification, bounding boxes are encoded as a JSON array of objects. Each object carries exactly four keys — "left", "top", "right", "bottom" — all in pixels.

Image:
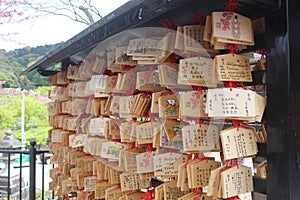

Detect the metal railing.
[{"left": 0, "top": 140, "right": 52, "bottom": 200}]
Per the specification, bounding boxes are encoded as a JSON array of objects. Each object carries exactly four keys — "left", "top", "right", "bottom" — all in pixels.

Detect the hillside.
[{"left": 0, "top": 43, "right": 62, "bottom": 89}]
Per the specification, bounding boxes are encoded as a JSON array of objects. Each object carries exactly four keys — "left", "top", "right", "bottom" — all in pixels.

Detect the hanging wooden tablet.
[
  {"left": 178, "top": 57, "right": 217, "bottom": 87},
  {"left": 221, "top": 166, "right": 253, "bottom": 198},
  {"left": 136, "top": 122, "right": 162, "bottom": 145},
  {"left": 187, "top": 159, "right": 221, "bottom": 188},
  {"left": 95, "top": 180, "right": 114, "bottom": 199},
  {"left": 175, "top": 26, "right": 185, "bottom": 51},
  {"left": 154, "top": 152, "right": 187, "bottom": 177},
  {"left": 177, "top": 163, "right": 189, "bottom": 192},
  {"left": 180, "top": 91, "right": 208, "bottom": 119},
  {"left": 220, "top": 126, "right": 258, "bottom": 160},
  {"left": 89, "top": 117, "right": 110, "bottom": 137},
  {"left": 123, "top": 147, "right": 146, "bottom": 172},
  {"left": 158, "top": 93, "right": 180, "bottom": 119},
  {"left": 120, "top": 172, "right": 141, "bottom": 191},
  {"left": 182, "top": 124, "right": 221, "bottom": 152},
  {"left": 136, "top": 151, "right": 155, "bottom": 173},
  {"left": 212, "top": 12, "right": 254, "bottom": 46},
  {"left": 136, "top": 69, "right": 165, "bottom": 92},
  {"left": 160, "top": 127, "right": 183, "bottom": 150},
  {"left": 163, "top": 180, "right": 189, "bottom": 200},
  {"left": 115, "top": 46, "right": 138, "bottom": 66},
  {"left": 214, "top": 54, "right": 252, "bottom": 82},
  {"left": 183, "top": 25, "right": 214, "bottom": 54},
  {"left": 84, "top": 176, "right": 98, "bottom": 191},
  {"left": 127, "top": 38, "right": 159, "bottom": 57},
  {"left": 56, "top": 70, "right": 69, "bottom": 85},
  {"left": 206, "top": 88, "right": 256, "bottom": 119},
  {"left": 67, "top": 65, "right": 79, "bottom": 80},
  {"left": 156, "top": 33, "right": 175, "bottom": 63},
  {"left": 105, "top": 185, "right": 130, "bottom": 200}
]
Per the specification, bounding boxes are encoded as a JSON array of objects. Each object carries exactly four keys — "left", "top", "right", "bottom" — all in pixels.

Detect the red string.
[
  {"left": 190, "top": 12, "right": 205, "bottom": 25},
  {"left": 169, "top": 53, "right": 178, "bottom": 64},
  {"left": 147, "top": 144, "right": 155, "bottom": 152},
  {"left": 198, "top": 152, "right": 208, "bottom": 162},
  {"left": 130, "top": 142, "right": 136, "bottom": 149},
  {"left": 198, "top": 119, "right": 203, "bottom": 126},
  {"left": 224, "top": 0, "right": 242, "bottom": 13},
  {"left": 192, "top": 86, "right": 202, "bottom": 95},
  {"left": 160, "top": 91, "right": 171, "bottom": 97},
  {"left": 159, "top": 18, "right": 176, "bottom": 30},
  {"left": 142, "top": 188, "right": 156, "bottom": 200},
  {"left": 185, "top": 153, "right": 194, "bottom": 166},
  {"left": 232, "top": 120, "right": 240, "bottom": 130},
  {"left": 239, "top": 82, "right": 247, "bottom": 90},
  {"left": 229, "top": 44, "right": 239, "bottom": 56},
  {"left": 225, "top": 81, "right": 237, "bottom": 91},
  {"left": 229, "top": 195, "right": 241, "bottom": 200},
  {"left": 121, "top": 65, "right": 134, "bottom": 71},
  {"left": 192, "top": 187, "right": 203, "bottom": 196},
  {"left": 260, "top": 48, "right": 267, "bottom": 58}
]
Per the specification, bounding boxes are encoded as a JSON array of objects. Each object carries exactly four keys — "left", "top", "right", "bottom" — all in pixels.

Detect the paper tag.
[
  {"left": 215, "top": 54, "right": 252, "bottom": 82},
  {"left": 221, "top": 166, "right": 254, "bottom": 198},
  {"left": 182, "top": 124, "right": 221, "bottom": 152},
  {"left": 206, "top": 88, "right": 256, "bottom": 118},
  {"left": 221, "top": 126, "right": 258, "bottom": 160},
  {"left": 178, "top": 57, "right": 217, "bottom": 87}
]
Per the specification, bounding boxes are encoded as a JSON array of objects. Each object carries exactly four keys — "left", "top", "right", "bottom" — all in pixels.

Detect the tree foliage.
[
  {"left": 0, "top": 87, "right": 51, "bottom": 146},
  {"left": 0, "top": 43, "right": 61, "bottom": 89}
]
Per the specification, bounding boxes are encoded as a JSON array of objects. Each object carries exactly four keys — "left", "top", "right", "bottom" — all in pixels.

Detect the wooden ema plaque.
[
  {"left": 158, "top": 94, "right": 180, "bottom": 119},
  {"left": 180, "top": 91, "right": 208, "bottom": 119},
  {"left": 206, "top": 88, "right": 256, "bottom": 118},
  {"left": 221, "top": 166, "right": 254, "bottom": 198},
  {"left": 178, "top": 57, "right": 217, "bottom": 87},
  {"left": 182, "top": 124, "right": 221, "bottom": 152},
  {"left": 187, "top": 159, "right": 221, "bottom": 188},
  {"left": 220, "top": 126, "right": 258, "bottom": 160},
  {"left": 154, "top": 153, "right": 187, "bottom": 177},
  {"left": 120, "top": 172, "right": 140, "bottom": 191},
  {"left": 215, "top": 54, "right": 252, "bottom": 82},
  {"left": 212, "top": 12, "right": 254, "bottom": 46},
  {"left": 136, "top": 151, "right": 155, "bottom": 173},
  {"left": 163, "top": 180, "right": 189, "bottom": 200}
]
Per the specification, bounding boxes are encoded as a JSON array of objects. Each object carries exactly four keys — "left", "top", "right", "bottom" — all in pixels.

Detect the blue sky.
[{"left": 0, "top": 0, "right": 129, "bottom": 51}]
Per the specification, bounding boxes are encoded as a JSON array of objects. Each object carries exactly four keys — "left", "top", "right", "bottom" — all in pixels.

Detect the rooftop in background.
[{"left": 23, "top": 0, "right": 279, "bottom": 76}]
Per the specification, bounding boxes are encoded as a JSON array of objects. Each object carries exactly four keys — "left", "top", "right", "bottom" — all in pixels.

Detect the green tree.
[{"left": 0, "top": 91, "right": 50, "bottom": 146}]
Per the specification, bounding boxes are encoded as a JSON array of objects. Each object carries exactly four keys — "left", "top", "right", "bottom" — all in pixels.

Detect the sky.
[{"left": 0, "top": 0, "right": 129, "bottom": 51}]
